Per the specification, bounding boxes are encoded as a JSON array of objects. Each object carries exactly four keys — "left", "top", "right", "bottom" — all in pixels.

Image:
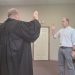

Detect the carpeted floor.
[
  {"left": 33, "top": 60, "right": 75, "bottom": 75},
  {"left": 33, "top": 60, "right": 58, "bottom": 75}
]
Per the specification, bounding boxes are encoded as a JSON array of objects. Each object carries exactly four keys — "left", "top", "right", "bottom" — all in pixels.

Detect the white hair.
[{"left": 8, "top": 8, "right": 18, "bottom": 17}]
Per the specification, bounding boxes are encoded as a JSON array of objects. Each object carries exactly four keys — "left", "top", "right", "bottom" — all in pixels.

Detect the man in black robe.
[{"left": 0, "top": 8, "right": 41, "bottom": 75}]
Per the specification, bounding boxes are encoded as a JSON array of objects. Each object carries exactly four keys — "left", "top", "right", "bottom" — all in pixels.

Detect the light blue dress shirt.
[{"left": 54, "top": 26, "right": 75, "bottom": 47}]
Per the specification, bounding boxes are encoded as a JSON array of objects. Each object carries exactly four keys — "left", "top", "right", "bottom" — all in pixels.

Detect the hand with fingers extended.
[{"left": 33, "top": 11, "right": 39, "bottom": 20}]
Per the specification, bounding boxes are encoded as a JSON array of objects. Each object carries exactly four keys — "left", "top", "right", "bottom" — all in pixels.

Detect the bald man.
[
  {"left": 0, "top": 8, "right": 41, "bottom": 75},
  {"left": 51, "top": 17, "right": 75, "bottom": 75}
]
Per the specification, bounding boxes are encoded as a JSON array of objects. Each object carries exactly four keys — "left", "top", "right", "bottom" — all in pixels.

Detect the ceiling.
[{"left": 0, "top": 0, "right": 75, "bottom": 6}]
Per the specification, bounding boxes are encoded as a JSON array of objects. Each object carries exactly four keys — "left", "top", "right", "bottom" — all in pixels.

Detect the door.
[{"left": 33, "top": 27, "right": 50, "bottom": 60}]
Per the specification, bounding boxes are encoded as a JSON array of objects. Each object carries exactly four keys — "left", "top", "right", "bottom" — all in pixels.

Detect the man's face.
[{"left": 61, "top": 18, "right": 69, "bottom": 28}]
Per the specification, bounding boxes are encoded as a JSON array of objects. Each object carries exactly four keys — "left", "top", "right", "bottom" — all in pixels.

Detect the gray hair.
[{"left": 8, "top": 8, "right": 18, "bottom": 17}]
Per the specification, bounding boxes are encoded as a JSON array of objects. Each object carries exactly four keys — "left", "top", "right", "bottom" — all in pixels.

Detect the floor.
[
  {"left": 33, "top": 60, "right": 75, "bottom": 75},
  {"left": 33, "top": 60, "right": 58, "bottom": 75}
]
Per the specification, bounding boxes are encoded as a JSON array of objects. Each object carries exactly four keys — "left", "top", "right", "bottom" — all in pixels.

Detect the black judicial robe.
[{"left": 0, "top": 18, "right": 41, "bottom": 75}]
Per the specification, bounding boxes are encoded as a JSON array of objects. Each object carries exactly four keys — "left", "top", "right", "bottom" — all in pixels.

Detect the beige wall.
[{"left": 0, "top": 4, "right": 75, "bottom": 60}]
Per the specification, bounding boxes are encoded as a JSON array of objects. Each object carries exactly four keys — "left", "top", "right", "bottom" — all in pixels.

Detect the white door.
[{"left": 34, "top": 27, "right": 49, "bottom": 60}]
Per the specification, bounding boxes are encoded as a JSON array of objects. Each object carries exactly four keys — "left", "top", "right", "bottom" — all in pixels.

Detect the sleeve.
[
  {"left": 16, "top": 19, "right": 41, "bottom": 42},
  {"left": 53, "top": 30, "right": 60, "bottom": 39},
  {"left": 71, "top": 29, "right": 75, "bottom": 46}
]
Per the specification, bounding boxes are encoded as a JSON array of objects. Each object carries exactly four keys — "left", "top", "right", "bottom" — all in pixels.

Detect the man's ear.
[{"left": 15, "top": 15, "right": 20, "bottom": 20}]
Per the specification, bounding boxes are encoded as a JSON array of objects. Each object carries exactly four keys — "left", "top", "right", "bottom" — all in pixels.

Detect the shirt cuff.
[{"left": 73, "top": 43, "right": 75, "bottom": 46}]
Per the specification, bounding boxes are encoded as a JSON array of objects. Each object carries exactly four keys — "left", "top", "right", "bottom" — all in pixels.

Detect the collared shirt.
[{"left": 54, "top": 26, "right": 75, "bottom": 47}]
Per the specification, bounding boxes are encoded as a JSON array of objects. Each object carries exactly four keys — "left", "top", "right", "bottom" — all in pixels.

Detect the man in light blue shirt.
[{"left": 51, "top": 17, "right": 75, "bottom": 75}]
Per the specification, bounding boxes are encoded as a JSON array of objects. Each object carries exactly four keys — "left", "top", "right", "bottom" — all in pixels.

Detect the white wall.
[{"left": 0, "top": 4, "right": 75, "bottom": 60}]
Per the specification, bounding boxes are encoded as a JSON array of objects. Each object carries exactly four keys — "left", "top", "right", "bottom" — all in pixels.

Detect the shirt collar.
[{"left": 63, "top": 26, "right": 71, "bottom": 29}]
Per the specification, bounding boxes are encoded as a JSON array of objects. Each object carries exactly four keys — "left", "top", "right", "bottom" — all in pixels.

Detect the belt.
[{"left": 60, "top": 46, "right": 72, "bottom": 48}]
